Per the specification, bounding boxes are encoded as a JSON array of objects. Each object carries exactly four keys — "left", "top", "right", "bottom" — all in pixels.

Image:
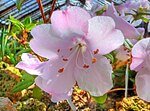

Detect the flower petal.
[
  {"left": 34, "top": 56, "right": 76, "bottom": 97},
  {"left": 87, "top": 16, "right": 124, "bottom": 55},
  {"left": 35, "top": 77, "right": 73, "bottom": 102},
  {"left": 30, "top": 24, "right": 72, "bottom": 59},
  {"left": 130, "top": 38, "right": 150, "bottom": 71},
  {"left": 51, "top": 6, "right": 91, "bottom": 37},
  {"left": 74, "top": 56, "right": 113, "bottom": 96},
  {"left": 136, "top": 68, "right": 150, "bottom": 102},
  {"left": 16, "top": 53, "right": 45, "bottom": 75},
  {"left": 103, "top": 4, "right": 142, "bottom": 39}
]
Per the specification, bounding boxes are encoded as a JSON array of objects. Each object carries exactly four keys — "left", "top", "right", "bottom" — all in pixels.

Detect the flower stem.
[
  {"left": 67, "top": 98, "right": 76, "bottom": 111},
  {"left": 125, "top": 63, "right": 129, "bottom": 98}
]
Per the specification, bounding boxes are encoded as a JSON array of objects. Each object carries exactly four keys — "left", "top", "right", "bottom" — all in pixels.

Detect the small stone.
[{"left": 0, "top": 97, "right": 17, "bottom": 111}]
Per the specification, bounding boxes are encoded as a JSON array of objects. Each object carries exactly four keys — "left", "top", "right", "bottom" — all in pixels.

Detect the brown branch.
[
  {"left": 37, "top": 0, "right": 47, "bottom": 23},
  {"left": 106, "top": 88, "right": 134, "bottom": 94},
  {"left": 46, "top": 0, "right": 57, "bottom": 23}
]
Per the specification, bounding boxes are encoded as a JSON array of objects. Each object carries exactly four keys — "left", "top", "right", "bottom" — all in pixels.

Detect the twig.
[
  {"left": 37, "top": 0, "right": 47, "bottom": 23},
  {"left": 106, "top": 88, "right": 134, "bottom": 94},
  {"left": 46, "top": 0, "right": 57, "bottom": 23}
]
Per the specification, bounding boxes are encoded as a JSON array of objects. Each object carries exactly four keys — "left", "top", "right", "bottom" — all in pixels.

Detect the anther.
[
  {"left": 58, "top": 68, "right": 64, "bottom": 73},
  {"left": 83, "top": 64, "right": 89, "bottom": 68},
  {"left": 94, "top": 49, "right": 99, "bottom": 55},
  {"left": 92, "top": 58, "right": 97, "bottom": 64}
]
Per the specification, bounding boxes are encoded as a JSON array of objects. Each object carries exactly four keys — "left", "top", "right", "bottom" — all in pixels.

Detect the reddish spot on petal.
[
  {"left": 94, "top": 49, "right": 99, "bottom": 55},
  {"left": 58, "top": 68, "right": 64, "bottom": 73},
  {"left": 92, "top": 58, "right": 97, "bottom": 64},
  {"left": 63, "top": 58, "right": 68, "bottom": 61},
  {"left": 70, "top": 48, "right": 73, "bottom": 51},
  {"left": 62, "top": 10, "right": 67, "bottom": 15},
  {"left": 57, "top": 49, "right": 60, "bottom": 53},
  {"left": 83, "top": 64, "right": 89, "bottom": 68}
]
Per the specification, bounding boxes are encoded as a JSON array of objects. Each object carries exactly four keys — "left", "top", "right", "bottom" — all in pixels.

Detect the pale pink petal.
[
  {"left": 103, "top": 4, "right": 142, "bottom": 39},
  {"left": 87, "top": 16, "right": 124, "bottom": 55},
  {"left": 130, "top": 58, "right": 145, "bottom": 71},
  {"left": 136, "top": 68, "right": 150, "bottom": 102},
  {"left": 30, "top": 24, "right": 72, "bottom": 59},
  {"left": 34, "top": 56, "right": 76, "bottom": 97},
  {"left": 35, "top": 77, "right": 73, "bottom": 102},
  {"left": 16, "top": 53, "right": 45, "bottom": 75},
  {"left": 130, "top": 38, "right": 150, "bottom": 71},
  {"left": 148, "top": 22, "right": 150, "bottom": 32},
  {"left": 51, "top": 6, "right": 91, "bottom": 37},
  {"left": 74, "top": 56, "right": 113, "bottom": 96}
]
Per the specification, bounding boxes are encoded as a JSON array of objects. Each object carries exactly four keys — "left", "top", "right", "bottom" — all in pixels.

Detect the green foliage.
[
  {"left": 8, "top": 16, "right": 36, "bottom": 33},
  {"left": 92, "top": 94, "right": 107, "bottom": 104},
  {"left": 13, "top": 72, "right": 35, "bottom": 93},
  {"left": 16, "top": 0, "right": 27, "bottom": 11},
  {"left": 124, "top": 39, "right": 133, "bottom": 50},
  {"left": 0, "top": 28, "right": 8, "bottom": 60},
  {"left": 104, "top": 51, "right": 117, "bottom": 63},
  {"left": 33, "top": 86, "right": 43, "bottom": 100},
  {"left": 9, "top": 16, "right": 24, "bottom": 30},
  {"left": 0, "top": 16, "right": 35, "bottom": 64}
]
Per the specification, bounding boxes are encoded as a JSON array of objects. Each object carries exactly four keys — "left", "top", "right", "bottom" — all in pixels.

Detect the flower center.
[{"left": 57, "top": 38, "right": 99, "bottom": 73}]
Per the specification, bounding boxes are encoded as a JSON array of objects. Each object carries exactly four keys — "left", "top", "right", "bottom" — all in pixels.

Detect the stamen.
[
  {"left": 83, "top": 64, "right": 89, "bottom": 68},
  {"left": 58, "top": 68, "right": 64, "bottom": 73},
  {"left": 92, "top": 58, "right": 97, "bottom": 64},
  {"left": 63, "top": 58, "right": 68, "bottom": 61},
  {"left": 94, "top": 49, "right": 99, "bottom": 55},
  {"left": 75, "top": 49, "right": 84, "bottom": 69}
]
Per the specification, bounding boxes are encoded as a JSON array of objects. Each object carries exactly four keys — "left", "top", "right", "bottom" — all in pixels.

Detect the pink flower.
[
  {"left": 16, "top": 6, "right": 124, "bottom": 102},
  {"left": 117, "top": 0, "right": 150, "bottom": 16},
  {"left": 116, "top": 0, "right": 150, "bottom": 26},
  {"left": 103, "top": 3, "right": 144, "bottom": 39},
  {"left": 130, "top": 38, "right": 150, "bottom": 102}
]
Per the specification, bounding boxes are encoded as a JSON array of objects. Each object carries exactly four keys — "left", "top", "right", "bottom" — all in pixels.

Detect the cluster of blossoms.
[{"left": 16, "top": 0, "right": 150, "bottom": 103}]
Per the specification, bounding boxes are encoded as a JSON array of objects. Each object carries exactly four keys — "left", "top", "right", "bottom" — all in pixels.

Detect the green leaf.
[
  {"left": 8, "top": 16, "right": 24, "bottom": 29},
  {"left": 13, "top": 72, "right": 35, "bottom": 93},
  {"left": 23, "top": 16, "right": 32, "bottom": 25},
  {"left": 21, "top": 72, "right": 35, "bottom": 81},
  {"left": 92, "top": 94, "right": 107, "bottom": 104},
  {"left": 15, "top": 48, "right": 31, "bottom": 57},
  {"left": 16, "top": 0, "right": 27, "bottom": 11},
  {"left": 6, "top": 45, "right": 16, "bottom": 65},
  {"left": 33, "top": 86, "right": 43, "bottom": 100},
  {"left": 124, "top": 39, "right": 133, "bottom": 50},
  {"left": 25, "top": 23, "right": 36, "bottom": 31},
  {"left": 0, "top": 28, "right": 6, "bottom": 58},
  {"left": 104, "top": 53, "right": 114, "bottom": 63},
  {"left": 12, "top": 80, "right": 34, "bottom": 93},
  {"left": 141, "top": 17, "right": 149, "bottom": 23}
]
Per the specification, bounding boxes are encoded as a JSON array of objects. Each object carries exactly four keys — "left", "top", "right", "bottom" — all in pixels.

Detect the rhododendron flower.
[
  {"left": 103, "top": 3, "right": 144, "bottom": 39},
  {"left": 130, "top": 38, "right": 150, "bottom": 102},
  {"left": 116, "top": 0, "right": 150, "bottom": 16},
  {"left": 116, "top": 0, "right": 150, "bottom": 26},
  {"left": 16, "top": 6, "right": 124, "bottom": 102}
]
